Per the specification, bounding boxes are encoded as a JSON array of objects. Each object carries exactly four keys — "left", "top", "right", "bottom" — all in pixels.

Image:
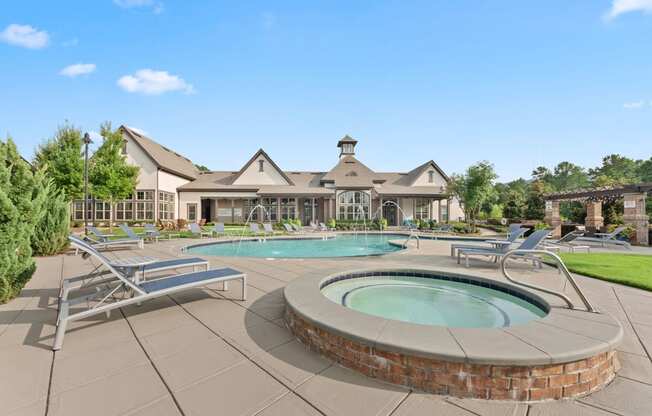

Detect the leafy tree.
[
  {"left": 503, "top": 189, "right": 526, "bottom": 219},
  {"left": 552, "top": 162, "right": 590, "bottom": 191},
  {"left": 448, "top": 161, "right": 497, "bottom": 231},
  {"left": 33, "top": 123, "right": 84, "bottom": 200},
  {"left": 639, "top": 158, "right": 652, "bottom": 182},
  {"left": 0, "top": 138, "right": 47, "bottom": 303},
  {"left": 89, "top": 123, "right": 140, "bottom": 231},
  {"left": 194, "top": 164, "right": 210, "bottom": 172},
  {"left": 31, "top": 178, "right": 70, "bottom": 256},
  {"left": 531, "top": 166, "right": 553, "bottom": 184},
  {"left": 524, "top": 180, "right": 549, "bottom": 220},
  {"left": 589, "top": 154, "right": 641, "bottom": 186}
]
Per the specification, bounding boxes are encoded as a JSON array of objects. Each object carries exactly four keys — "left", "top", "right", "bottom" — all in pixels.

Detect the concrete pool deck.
[{"left": 1, "top": 235, "right": 651, "bottom": 415}]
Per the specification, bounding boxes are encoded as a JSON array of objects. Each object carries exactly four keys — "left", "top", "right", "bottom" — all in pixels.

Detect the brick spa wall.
[{"left": 285, "top": 308, "right": 620, "bottom": 402}]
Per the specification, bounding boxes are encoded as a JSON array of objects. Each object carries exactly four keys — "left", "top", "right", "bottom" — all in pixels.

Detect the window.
[
  {"left": 158, "top": 191, "right": 175, "bottom": 220},
  {"left": 116, "top": 201, "right": 134, "bottom": 221},
  {"left": 342, "top": 143, "right": 354, "bottom": 154},
  {"left": 135, "top": 190, "right": 154, "bottom": 220},
  {"left": 337, "top": 191, "right": 370, "bottom": 220},
  {"left": 415, "top": 199, "right": 430, "bottom": 220},
  {"left": 94, "top": 201, "right": 111, "bottom": 221},
  {"left": 428, "top": 170, "right": 435, "bottom": 183},
  {"left": 72, "top": 201, "right": 85, "bottom": 221},
  {"left": 121, "top": 140, "right": 127, "bottom": 155},
  {"left": 187, "top": 203, "right": 198, "bottom": 222},
  {"left": 280, "top": 198, "right": 296, "bottom": 220},
  {"left": 261, "top": 198, "right": 278, "bottom": 221},
  {"left": 440, "top": 203, "right": 448, "bottom": 222},
  {"left": 259, "top": 159, "right": 265, "bottom": 172},
  {"left": 243, "top": 198, "right": 259, "bottom": 221}
]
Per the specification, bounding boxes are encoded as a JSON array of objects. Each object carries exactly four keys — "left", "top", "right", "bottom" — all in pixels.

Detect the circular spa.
[
  {"left": 186, "top": 233, "right": 405, "bottom": 258},
  {"left": 284, "top": 269, "right": 623, "bottom": 402}
]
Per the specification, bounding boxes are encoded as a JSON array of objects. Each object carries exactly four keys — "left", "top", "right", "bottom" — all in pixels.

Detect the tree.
[
  {"left": 89, "top": 122, "right": 140, "bottom": 231},
  {"left": 31, "top": 178, "right": 70, "bottom": 256},
  {"left": 0, "top": 138, "right": 47, "bottom": 303},
  {"left": 448, "top": 161, "right": 497, "bottom": 231},
  {"left": 639, "top": 158, "right": 652, "bottom": 183},
  {"left": 194, "top": 164, "right": 210, "bottom": 172},
  {"left": 524, "top": 180, "right": 548, "bottom": 220},
  {"left": 33, "top": 123, "right": 84, "bottom": 200},
  {"left": 503, "top": 189, "right": 526, "bottom": 219},
  {"left": 552, "top": 162, "right": 590, "bottom": 191},
  {"left": 589, "top": 154, "right": 641, "bottom": 186}
]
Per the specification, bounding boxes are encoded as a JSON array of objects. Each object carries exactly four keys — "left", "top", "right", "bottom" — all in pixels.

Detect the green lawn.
[{"left": 559, "top": 253, "right": 652, "bottom": 291}]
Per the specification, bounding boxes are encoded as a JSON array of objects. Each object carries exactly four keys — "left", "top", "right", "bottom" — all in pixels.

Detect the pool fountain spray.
[{"left": 237, "top": 204, "right": 271, "bottom": 252}]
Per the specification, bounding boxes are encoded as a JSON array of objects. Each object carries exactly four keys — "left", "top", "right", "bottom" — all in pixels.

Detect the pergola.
[{"left": 543, "top": 183, "right": 651, "bottom": 246}]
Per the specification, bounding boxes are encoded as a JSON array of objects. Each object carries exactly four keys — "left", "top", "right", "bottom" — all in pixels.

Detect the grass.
[
  {"left": 559, "top": 252, "right": 652, "bottom": 291},
  {"left": 94, "top": 225, "right": 284, "bottom": 239}
]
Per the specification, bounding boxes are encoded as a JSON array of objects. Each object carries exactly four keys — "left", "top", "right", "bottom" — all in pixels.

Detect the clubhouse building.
[{"left": 72, "top": 125, "right": 463, "bottom": 226}]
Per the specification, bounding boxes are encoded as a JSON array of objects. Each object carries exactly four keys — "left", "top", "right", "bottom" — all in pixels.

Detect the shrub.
[
  {"left": 327, "top": 218, "right": 336, "bottom": 229},
  {"left": 31, "top": 179, "right": 70, "bottom": 256},
  {"left": 0, "top": 139, "right": 46, "bottom": 303}
]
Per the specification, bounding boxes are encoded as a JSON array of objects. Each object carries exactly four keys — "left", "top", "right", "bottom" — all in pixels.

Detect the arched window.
[{"left": 337, "top": 191, "right": 370, "bottom": 220}]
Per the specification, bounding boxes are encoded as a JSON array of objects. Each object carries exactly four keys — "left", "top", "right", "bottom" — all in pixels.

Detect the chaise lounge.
[
  {"left": 457, "top": 229, "right": 552, "bottom": 268},
  {"left": 54, "top": 236, "right": 246, "bottom": 351},
  {"left": 86, "top": 225, "right": 144, "bottom": 249},
  {"left": 189, "top": 222, "right": 211, "bottom": 238},
  {"left": 576, "top": 226, "right": 631, "bottom": 249},
  {"left": 450, "top": 226, "right": 527, "bottom": 257}
]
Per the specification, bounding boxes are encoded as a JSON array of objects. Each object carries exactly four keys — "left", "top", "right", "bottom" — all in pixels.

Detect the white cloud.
[
  {"left": 117, "top": 69, "right": 195, "bottom": 95},
  {"left": 604, "top": 0, "right": 652, "bottom": 20},
  {"left": 60, "top": 63, "right": 96, "bottom": 77},
  {"left": 114, "top": 0, "right": 164, "bottom": 13},
  {"left": 0, "top": 24, "right": 49, "bottom": 49},
  {"left": 623, "top": 100, "right": 648, "bottom": 109}
]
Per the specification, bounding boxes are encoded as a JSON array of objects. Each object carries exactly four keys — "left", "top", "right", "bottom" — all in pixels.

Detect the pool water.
[
  {"left": 322, "top": 276, "right": 546, "bottom": 328},
  {"left": 186, "top": 234, "right": 405, "bottom": 258}
]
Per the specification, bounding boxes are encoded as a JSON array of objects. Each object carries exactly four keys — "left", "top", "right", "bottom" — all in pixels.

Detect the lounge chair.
[
  {"left": 451, "top": 227, "right": 526, "bottom": 257},
  {"left": 402, "top": 219, "right": 418, "bottom": 231},
  {"left": 291, "top": 223, "right": 306, "bottom": 233},
  {"left": 283, "top": 223, "right": 295, "bottom": 233},
  {"left": 212, "top": 222, "right": 226, "bottom": 237},
  {"left": 318, "top": 222, "right": 329, "bottom": 232},
  {"left": 249, "top": 223, "right": 266, "bottom": 236},
  {"left": 143, "top": 223, "right": 179, "bottom": 242},
  {"left": 86, "top": 226, "right": 144, "bottom": 249},
  {"left": 576, "top": 226, "right": 631, "bottom": 249},
  {"left": 54, "top": 236, "right": 246, "bottom": 351},
  {"left": 189, "top": 222, "right": 211, "bottom": 238},
  {"left": 62, "top": 235, "right": 210, "bottom": 301},
  {"left": 431, "top": 223, "right": 454, "bottom": 234},
  {"left": 542, "top": 231, "right": 591, "bottom": 253},
  {"left": 457, "top": 229, "right": 552, "bottom": 268},
  {"left": 262, "top": 223, "right": 275, "bottom": 236},
  {"left": 119, "top": 224, "right": 150, "bottom": 245}
]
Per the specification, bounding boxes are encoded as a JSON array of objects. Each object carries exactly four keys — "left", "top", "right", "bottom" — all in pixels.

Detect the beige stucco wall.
[
  {"left": 158, "top": 170, "right": 190, "bottom": 219},
  {"left": 123, "top": 132, "right": 157, "bottom": 190},
  {"left": 448, "top": 197, "right": 465, "bottom": 221},
  {"left": 178, "top": 191, "right": 258, "bottom": 221},
  {"left": 411, "top": 166, "right": 447, "bottom": 187},
  {"left": 232, "top": 154, "right": 289, "bottom": 186}
]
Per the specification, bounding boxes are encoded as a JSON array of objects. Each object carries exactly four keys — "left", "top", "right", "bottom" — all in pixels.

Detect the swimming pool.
[
  {"left": 321, "top": 272, "right": 547, "bottom": 328},
  {"left": 185, "top": 234, "right": 406, "bottom": 258}
]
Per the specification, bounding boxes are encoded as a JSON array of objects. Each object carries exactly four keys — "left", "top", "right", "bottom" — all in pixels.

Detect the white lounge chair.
[
  {"left": 542, "top": 231, "right": 591, "bottom": 253},
  {"left": 212, "top": 222, "right": 226, "bottom": 237},
  {"left": 87, "top": 226, "right": 144, "bottom": 249},
  {"left": 55, "top": 236, "right": 246, "bottom": 351},
  {"left": 457, "top": 229, "right": 552, "bottom": 268},
  {"left": 451, "top": 227, "right": 527, "bottom": 257},
  {"left": 189, "top": 223, "right": 211, "bottom": 238},
  {"left": 144, "top": 223, "right": 179, "bottom": 241},
  {"left": 249, "top": 223, "right": 265, "bottom": 236},
  {"left": 262, "top": 223, "right": 275, "bottom": 236},
  {"left": 283, "top": 223, "right": 295, "bottom": 233},
  {"left": 576, "top": 226, "right": 631, "bottom": 249}
]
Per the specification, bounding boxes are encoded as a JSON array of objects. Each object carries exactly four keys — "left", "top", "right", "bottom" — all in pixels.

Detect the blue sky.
[{"left": 2, "top": 1, "right": 651, "bottom": 181}]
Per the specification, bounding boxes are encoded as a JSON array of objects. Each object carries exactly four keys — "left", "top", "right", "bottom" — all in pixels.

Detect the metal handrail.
[
  {"left": 403, "top": 233, "right": 420, "bottom": 249},
  {"left": 500, "top": 249, "right": 597, "bottom": 313}
]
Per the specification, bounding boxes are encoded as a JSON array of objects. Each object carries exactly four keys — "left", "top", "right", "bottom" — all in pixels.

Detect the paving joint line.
[
  {"left": 119, "top": 308, "right": 187, "bottom": 416},
  {"left": 612, "top": 287, "right": 652, "bottom": 362},
  {"left": 169, "top": 295, "right": 327, "bottom": 416},
  {"left": 387, "top": 391, "right": 412, "bottom": 416},
  {"left": 45, "top": 255, "right": 65, "bottom": 416}
]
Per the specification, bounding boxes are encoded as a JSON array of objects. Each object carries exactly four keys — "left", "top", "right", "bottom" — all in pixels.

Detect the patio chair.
[
  {"left": 542, "top": 231, "right": 591, "bottom": 253},
  {"left": 86, "top": 226, "right": 144, "bottom": 249},
  {"left": 457, "top": 229, "right": 552, "bottom": 268},
  {"left": 318, "top": 222, "right": 329, "bottom": 231},
  {"left": 189, "top": 222, "right": 211, "bottom": 238},
  {"left": 576, "top": 226, "right": 631, "bottom": 249},
  {"left": 249, "top": 223, "right": 265, "bottom": 236},
  {"left": 55, "top": 236, "right": 246, "bottom": 351},
  {"left": 62, "top": 235, "right": 210, "bottom": 301},
  {"left": 144, "top": 223, "right": 179, "bottom": 242},
  {"left": 292, "top": 223, "right": 309, "bottom": 233},
  {"left": 282, "top": 223, "right": 295, "bottom": 233},
  {"left": 262, "top": 223, "right": 275, "bottom": 236},
  {"left": 212, "top": 222, "right": 226, "bottom": 237},
  {"left": 451, "top": 227, "right": 527, "bottom": 257}
]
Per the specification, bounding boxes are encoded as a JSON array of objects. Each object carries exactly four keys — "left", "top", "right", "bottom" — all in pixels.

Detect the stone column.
[
  {"left": 544, "top": 200, "right": 562, "bottom": 238},
  {"left": 623, "top": 193, "right": 649, "bottom": 246},
  {"left": 585, "top": 201, "right": 604, "bottom": 233}
]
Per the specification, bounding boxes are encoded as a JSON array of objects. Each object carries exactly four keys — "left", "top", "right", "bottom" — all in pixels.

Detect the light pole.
[{"left": 83, "top": 133, "right": 93, "bottom": 235}]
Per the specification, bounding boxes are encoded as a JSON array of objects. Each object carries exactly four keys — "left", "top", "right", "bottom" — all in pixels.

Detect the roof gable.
[
  {"left": 120, "top": 125, "right": 198, "bottom": 180},
  {"left": 404, "top": 160, "right": 449, "bottom": 186},
  {"left": 231, "top": 149, "right": 294, "bottom": 186},
  {"left": 321, "top": 155, "right": 377, "bottom": 188}
]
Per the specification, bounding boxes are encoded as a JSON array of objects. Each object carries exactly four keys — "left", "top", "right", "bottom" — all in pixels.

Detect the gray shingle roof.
[
  {"left": 120, "top": 125, "right": 198, "bottom": 180},
  {"left": 320, "top": 155, "right": 378, "bottom": 188}
]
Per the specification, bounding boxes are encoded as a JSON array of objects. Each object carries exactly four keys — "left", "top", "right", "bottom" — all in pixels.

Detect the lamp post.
[{"left": 83, "top": 133, "right": 93, "bottom": 236}]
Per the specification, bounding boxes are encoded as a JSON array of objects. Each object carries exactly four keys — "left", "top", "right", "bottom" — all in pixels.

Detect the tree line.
[
  {"left": 0, "top": 122, "right": 138, "bottom": 303},
  {"left": 450, "top": 155, "right": 652, "bottom": 230}
]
